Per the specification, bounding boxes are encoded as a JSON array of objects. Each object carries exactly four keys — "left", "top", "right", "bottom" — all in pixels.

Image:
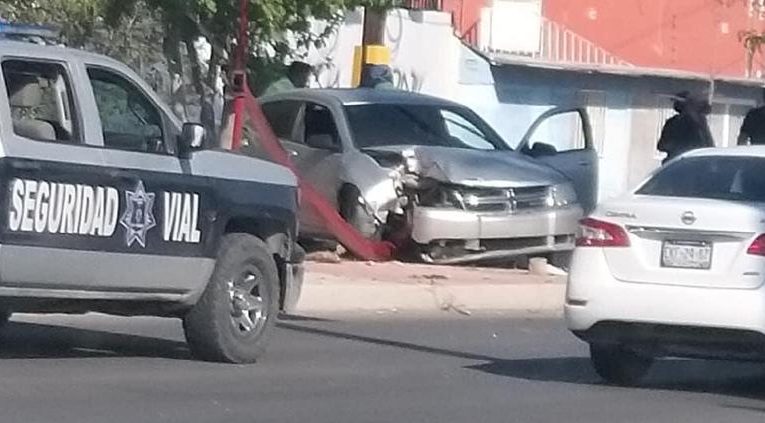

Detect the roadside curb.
[{"left": 295, "top": 271, "right": 566, "bottom": 315}]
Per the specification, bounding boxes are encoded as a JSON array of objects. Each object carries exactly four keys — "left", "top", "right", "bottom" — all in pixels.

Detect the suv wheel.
[
  {"left": 590, "top": 344, "right": 653, "bottom": 386},
  {"left": 183, "top": 234, "right": 279, "bottom": 364}
]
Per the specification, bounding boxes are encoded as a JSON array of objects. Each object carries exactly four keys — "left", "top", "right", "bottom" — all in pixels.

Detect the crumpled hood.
[{"left": 363, "top": 145, "right": 567, "bottom": 188}]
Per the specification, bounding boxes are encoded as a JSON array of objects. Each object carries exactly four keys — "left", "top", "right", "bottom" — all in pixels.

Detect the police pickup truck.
[{"left": 0, "top": 26, "right": 303, "bottom": 363}]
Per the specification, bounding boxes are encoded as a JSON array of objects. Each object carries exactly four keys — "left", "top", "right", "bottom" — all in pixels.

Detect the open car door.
[{"left": 517, "top": 107, "right": 599, "bottom": 213}]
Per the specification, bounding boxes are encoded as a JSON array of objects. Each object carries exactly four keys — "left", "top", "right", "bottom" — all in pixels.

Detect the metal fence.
[{"left": 402, "top": 0, "right": 443, "bottom": 10}]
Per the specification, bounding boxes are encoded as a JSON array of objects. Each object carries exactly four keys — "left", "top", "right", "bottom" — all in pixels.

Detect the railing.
[
  {"left": 402, "top": 0, "right": 443, "bottom": 10},
  {"left": 535, "top": 17, "right": 633, "bottom": 66},
  {"left": 403, "top": 0, "right": 633, "bottom": 68},
  {"left": 481, "top": 14, "right": 633, "bottom": 67}
]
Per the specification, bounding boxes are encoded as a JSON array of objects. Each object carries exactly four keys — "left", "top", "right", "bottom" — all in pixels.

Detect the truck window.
[
  {"left": 87, "top": 67, "right": 166, "bottom": 154},
  {"left": 2, "top": 60, "right": 79, "bottom": 143}
]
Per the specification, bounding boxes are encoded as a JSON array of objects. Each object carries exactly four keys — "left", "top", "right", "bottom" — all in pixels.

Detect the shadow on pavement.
[
  {"left": 277, "top": 321, "right": 497, "bottom": 361},
  {"left": 280, "top": 321, "right": 765, "bottom": 405},
  {"left": 0, "top": 322, "right": 191, "bottom": 360},
  {"left": 278, "top": 314, "right": 334, "bottom": 322},
  {"left": 469, "top": 356, "right": 765, "bottom": 404}
]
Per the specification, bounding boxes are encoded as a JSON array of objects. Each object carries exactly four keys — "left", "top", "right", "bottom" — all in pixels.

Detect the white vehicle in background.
[{"left": 566, "top": 147, "right": 765, "bottom": 385}]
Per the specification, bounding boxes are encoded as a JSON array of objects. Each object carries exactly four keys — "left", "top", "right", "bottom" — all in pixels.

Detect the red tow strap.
[
  {"left": 228, "top": 0, "right": 394, "bottom": 261},
  {"left": 235, "top": 88, "right": 396, "bottom": 261}
]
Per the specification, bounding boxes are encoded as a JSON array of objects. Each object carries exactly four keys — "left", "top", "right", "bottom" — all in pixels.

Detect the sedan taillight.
[
  {"left": 576, "top": 218, "right": 630, "bottom": 248},
  {"left": 747, "top": 234, "right": 765, "bottom": 256}
]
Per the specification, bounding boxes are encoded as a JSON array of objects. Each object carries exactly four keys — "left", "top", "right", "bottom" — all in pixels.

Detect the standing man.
[
  {"left": 262, "top": 61, "right": 313, "bottom": 96},
  {"left": 657, "top": 91, "right": 715, "bottom": 164},
  {"left": 738, "top": 88, "right": 765, "bottom": 145}
]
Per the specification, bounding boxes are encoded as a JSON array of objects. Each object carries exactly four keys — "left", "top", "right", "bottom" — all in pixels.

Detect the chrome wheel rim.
[{"left": 228, "top": 267, "right": 269, "bottom": 338}]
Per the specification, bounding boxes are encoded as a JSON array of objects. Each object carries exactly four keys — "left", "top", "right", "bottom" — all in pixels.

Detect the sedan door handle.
[
  {"left": 287, "top": 149, "right": 299, "bottom": 157},
  {"left": 578, "top": 161, "right": 591, "bottom": 167}
]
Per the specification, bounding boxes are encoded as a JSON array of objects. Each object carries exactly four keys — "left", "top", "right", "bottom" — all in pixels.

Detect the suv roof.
[
  {"left": 0, "top": 39, "right": 129, "bottom": 70},
  {"left": 261, "top": 88, "right": 465, "bottom": 108}
]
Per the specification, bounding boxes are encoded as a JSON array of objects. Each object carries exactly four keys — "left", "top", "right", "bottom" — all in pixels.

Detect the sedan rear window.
[{"left": 638, "top": 156, "right": 765, "bottom": 202}]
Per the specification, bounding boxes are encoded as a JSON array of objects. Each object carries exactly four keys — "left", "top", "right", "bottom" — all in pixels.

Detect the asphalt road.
[{"left": 1, "top": 312, "right": 765, "bottom": 423}]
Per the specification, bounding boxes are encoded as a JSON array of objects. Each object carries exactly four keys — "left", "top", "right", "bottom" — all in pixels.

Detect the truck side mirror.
[{"left": 179, "top": 122, "right": 205, "bottom": 158}]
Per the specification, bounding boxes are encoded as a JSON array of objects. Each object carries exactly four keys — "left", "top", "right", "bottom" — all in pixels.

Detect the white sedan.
[{"left": 566, "top": 147, "right": 765, "bottom": 385}]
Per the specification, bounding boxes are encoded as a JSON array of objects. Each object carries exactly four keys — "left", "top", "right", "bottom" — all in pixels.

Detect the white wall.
[
  {"left": 304, "top": 8, "right": 668, "bottom": 203},
  {"left": 309, "top": 8, "right": 463, "bottom": 98}
]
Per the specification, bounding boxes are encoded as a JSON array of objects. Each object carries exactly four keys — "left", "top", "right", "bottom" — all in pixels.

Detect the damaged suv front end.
[
  {"left": 361, "top": 146, "right": 583, "bottom": 264},
  {"left": 259, "top": 89, "right": 595, "bottom": 265}
]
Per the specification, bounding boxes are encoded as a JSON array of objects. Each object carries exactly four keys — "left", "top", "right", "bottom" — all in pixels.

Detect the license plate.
[{"left": 661, "top": 241, "right": 712, "bottom": 269}]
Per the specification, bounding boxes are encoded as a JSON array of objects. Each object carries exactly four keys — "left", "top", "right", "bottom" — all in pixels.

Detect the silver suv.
[
  {"left": 0, "top": 34, "right": 303, "bottom": 363},
  {"left": 258, "top": 89, "right": 598, "bottom": 264}
]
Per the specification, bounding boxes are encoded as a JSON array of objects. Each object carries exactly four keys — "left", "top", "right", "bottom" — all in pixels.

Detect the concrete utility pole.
[{"left": 354, "top": 7, "right": 391, "bottom": 86}]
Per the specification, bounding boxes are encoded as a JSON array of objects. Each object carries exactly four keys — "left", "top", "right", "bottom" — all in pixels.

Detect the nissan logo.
[{"left": 681, "top": 211, "right": 696, "bottom": 225}]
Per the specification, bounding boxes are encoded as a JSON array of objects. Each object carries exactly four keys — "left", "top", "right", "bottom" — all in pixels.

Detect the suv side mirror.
[
  {"left": 179, "top": 123, "right": 205, "bottom": 158},
  {"left": 306, "top": 133, "right": 339, "bottom": 151},
  {"left": 528, "top": 142, "right": 558, "bottom": 157}
]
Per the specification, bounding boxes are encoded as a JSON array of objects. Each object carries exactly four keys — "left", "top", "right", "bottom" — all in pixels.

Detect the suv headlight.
[
  {"left": 550, "top": 183, "right": 578, "bottom": 208},
  {"left": 419, "top": 187, "right": 465, "bottom": 209}
]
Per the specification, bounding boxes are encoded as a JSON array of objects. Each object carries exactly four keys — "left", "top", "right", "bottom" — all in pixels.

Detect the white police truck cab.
[{"left": 0, "top": 25, "right": 304, "bottom": 364}]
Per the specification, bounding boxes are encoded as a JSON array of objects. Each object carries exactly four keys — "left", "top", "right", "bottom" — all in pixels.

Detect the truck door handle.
[
  {"left": 578, "top": 161, "right": 591, "bottom": 167},
  {"left": 108, "top": 170, "right": 138, "bottom": 182},
  {"left": 287, "top": 149, "right": 298, "bottom": 157}
]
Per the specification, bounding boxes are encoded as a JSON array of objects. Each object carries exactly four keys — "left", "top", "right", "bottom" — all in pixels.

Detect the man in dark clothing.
[
  {"left": 657, "top": 91, "right": 715, "bottom": 164},
  {"left": 359, "top": 64, "right": 395, "bottom": 90},
  {"left": 738, "top": 89, "right": 765, "bottom": 145}
]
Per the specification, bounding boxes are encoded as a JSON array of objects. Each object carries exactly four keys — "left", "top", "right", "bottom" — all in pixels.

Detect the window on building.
[{"left": 3, "top": 60, "right": 79, "bottom": 143}]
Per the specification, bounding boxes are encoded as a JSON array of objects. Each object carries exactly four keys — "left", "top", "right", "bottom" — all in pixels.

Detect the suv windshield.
[
  {"left": 637, "top": 156, "right": 765, "bottom": 202},
  {"left": 345, "top": 103, "right": 506, "bottom": 150}
]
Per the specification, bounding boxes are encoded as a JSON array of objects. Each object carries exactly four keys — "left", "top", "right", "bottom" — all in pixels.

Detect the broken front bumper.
[{"left": 411, "top": 205, "right": 583, "bottom": 264}]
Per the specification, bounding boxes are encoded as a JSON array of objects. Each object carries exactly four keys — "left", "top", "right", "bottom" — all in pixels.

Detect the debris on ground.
[
  {"left": 412, "top": 274, "right": 449, "bottom": 282},
  {"left": 305, "top": 251, "right": 342, "bottom": 264}
]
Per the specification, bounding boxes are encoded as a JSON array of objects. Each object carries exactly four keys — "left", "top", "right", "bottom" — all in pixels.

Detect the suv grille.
[{"left": 463, "top": 186, "right": 551, "bottom": 213}]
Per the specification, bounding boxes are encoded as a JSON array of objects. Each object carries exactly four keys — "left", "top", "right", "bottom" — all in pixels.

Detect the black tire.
[
  {"left": 183, "top": 234, "right": 280, "bottom": 364},
  {"left": 590, "top": 344, "right": 653, "bottom": 386},
  {"left": 339, "top": 186, "right": 380, "bottom": 240},
  {"left": 547, "top": 252, "right": 573, "bottom": 271}
]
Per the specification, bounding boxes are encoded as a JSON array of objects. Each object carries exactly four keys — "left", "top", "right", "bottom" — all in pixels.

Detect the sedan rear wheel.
[{"left": 590, "top": 344, "right": 653, "bottom": 386}]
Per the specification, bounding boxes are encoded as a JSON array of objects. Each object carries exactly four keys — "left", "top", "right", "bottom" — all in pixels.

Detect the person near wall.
[
  {"left": 657, "top": 91, "right": 715, "bottom": 164},
  {"left": 262, "top": 61, "right": 313, "bottom": 96},
  {"left": 737, "top": 88, "right": 765, "bottom": 146},
  {"left": 359, "top": 64, "right": 396, "bottom": 90}
]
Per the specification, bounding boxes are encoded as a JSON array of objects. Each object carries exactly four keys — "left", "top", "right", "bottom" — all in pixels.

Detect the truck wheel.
[
  {"left": 183, "top": 234, "right": 280, "bottom": 364},
  {"left": 590, "top": 344, "right": 653, "bottom": 386}
]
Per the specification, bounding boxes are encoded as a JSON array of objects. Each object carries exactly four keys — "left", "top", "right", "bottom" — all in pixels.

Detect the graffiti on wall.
[
  {"left": 392, "top": 68, "right": 425, "bottom": 92},
  {"left": 314, "top": 58, "right": 342, "bottom": 88}
]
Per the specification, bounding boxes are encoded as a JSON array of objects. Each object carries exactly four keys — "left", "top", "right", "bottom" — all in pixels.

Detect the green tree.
[{"left": 1, "top": 0, "right": 401, "bottom": 132}]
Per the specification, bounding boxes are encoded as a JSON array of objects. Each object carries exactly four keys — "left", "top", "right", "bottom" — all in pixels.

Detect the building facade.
[{"left": 309, "top": 5, "right": 764, "bottom": 202}]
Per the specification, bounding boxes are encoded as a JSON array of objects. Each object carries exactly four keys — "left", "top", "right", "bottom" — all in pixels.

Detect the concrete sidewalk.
[{"left": 294, "top": 261, "right": 566, "bottom": 316}]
